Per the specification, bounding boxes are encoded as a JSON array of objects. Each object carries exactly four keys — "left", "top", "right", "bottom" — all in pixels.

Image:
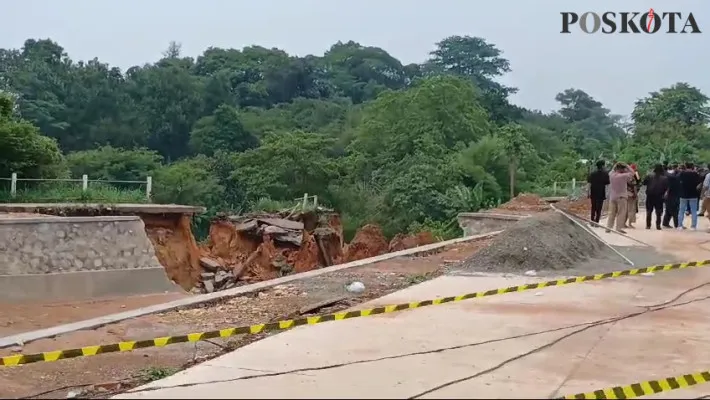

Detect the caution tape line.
[
  {"left": 3, "top": 259, "right": 709, "bottom": 367},
  {"left": 559, "top": 369, "right": 710, "bottom": 399}
]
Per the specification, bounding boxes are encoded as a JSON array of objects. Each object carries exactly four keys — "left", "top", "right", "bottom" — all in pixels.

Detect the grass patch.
[
  {"left": 0, "top": 181, "right": 149, "bottom": 203},
  {"left": 139, "top": 366, "right": 180, "bottom": 382}
]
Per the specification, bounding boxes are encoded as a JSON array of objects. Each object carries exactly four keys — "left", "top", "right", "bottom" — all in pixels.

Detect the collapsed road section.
[
  {"left": 0, "top": 203, "right": 438, "bottom": 300},
  {"left": 0, "top": 205, "right": 669, "bottom": 399}
]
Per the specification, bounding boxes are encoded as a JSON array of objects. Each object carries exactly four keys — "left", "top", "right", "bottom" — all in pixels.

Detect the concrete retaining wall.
[
  {"left": 457, "top": 212, "right": 529, "bottom": 237},
  {"left": 0, "top": 268, "right": 180, "bottom": 302},
  {"left": 0, "top": 216, "right": 162, "bottom": 275},
  {"left": 0, "top": 216, "right": 181, "bottom": 301}
]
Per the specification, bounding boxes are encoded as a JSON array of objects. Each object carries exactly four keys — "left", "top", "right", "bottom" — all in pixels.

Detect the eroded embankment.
[
  {"left": 194, "top": 211, "right": 436, "bottom": 293},
  {"left": 141, "top": 213, "right": 202, "bottom": 291},
  {"left": 1, "top": 204, "right": 437, "bottom": 293}
]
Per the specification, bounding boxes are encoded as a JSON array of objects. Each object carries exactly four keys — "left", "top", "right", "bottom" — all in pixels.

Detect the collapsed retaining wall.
[{"left": 0, "top": 215, "right": 182, "bottom": 301}]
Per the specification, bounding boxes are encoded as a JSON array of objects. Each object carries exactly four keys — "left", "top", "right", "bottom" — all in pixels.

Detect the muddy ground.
[{"left": 0, "top": 239, "right": 491, "bottom": 399}]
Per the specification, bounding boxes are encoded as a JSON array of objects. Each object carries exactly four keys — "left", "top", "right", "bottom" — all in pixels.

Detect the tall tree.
[
  {"left": 632, "top": 83, "right": 710, "bottom": 128},
  {"left": 425, "top": 36, "right": 519, "bottom": 124},
  {"left": 0, "top": 92, "right": 64, "bottom": 178},
  {"left": 498, "top": 123, "right": 533, "bottom": 198},
  {"left": 189, "top": 104, "right": 259, "bottom": 156}
]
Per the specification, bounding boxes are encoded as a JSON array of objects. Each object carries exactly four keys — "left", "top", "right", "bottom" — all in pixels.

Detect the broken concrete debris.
[
  {"left": 199, "top": 257, "right": 221, "bottom": 272},
  {"left": 193, "top": 208, "right": 440, "bottom": 294}
]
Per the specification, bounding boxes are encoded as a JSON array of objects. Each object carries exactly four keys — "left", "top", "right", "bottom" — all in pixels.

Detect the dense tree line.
[{"left": 1, "top": 36, "right": 709, "bottom": 239}]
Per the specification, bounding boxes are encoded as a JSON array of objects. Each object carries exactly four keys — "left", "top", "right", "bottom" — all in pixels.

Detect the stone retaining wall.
[{"left": 0, "top": 216, "right": 163, "bottom": 275}]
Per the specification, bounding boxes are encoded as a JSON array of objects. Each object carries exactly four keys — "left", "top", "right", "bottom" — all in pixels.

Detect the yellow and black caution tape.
[
  {"left": 2, "top": 259, "right": 709, "bottom": 367},
  {"left": 559, "top": 369, "right": 710, "bottom": 399}
]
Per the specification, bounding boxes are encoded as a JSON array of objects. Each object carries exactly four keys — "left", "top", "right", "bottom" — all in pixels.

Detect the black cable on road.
[
  {"left": 83, "top": 285, "right": 710, "bottom": 397},
  {"left": 407, "top": 283, "right": 710, "bottom": 399}
]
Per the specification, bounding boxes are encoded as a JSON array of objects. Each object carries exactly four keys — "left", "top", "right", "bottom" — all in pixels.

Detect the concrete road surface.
[{"left": 116, "top": 215, "right": 710, "bottom": 399}]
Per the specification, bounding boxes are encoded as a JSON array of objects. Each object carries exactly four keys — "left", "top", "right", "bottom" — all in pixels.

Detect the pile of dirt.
[
  {"left": 555, "top": 198, "right": 590, "bottom": 218},
  {"left": 555, "top": 197, "right": 609, "bottom": 218},
  {"left": 490, "top": 193, "right": 551, "bottom": 215},
  {"left": 458, "top": 211, "right": 610, "bottom": 273},
  {"left": 343, "top": 224, "right": 389, "bottom": 262},
  {"left": 388, "top": 231, "right": 436, "bottom": 252}
]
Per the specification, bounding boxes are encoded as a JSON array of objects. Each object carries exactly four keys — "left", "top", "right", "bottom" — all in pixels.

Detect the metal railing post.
[
  {"left": 10, "top": 173, "right": 17, "bottom": 198},
  {"left": 146, "top": 176, "right": 152, "bottom": 201}
]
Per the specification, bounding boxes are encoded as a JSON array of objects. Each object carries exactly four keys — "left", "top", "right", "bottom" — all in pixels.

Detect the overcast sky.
[{"left": 2, "top": 0, "right": 708, "bottom": 116}]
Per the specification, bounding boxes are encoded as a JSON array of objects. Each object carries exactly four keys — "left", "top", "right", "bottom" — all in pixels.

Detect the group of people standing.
[{"left": 587, "top": 160, "right": 710, "bottom": 234}]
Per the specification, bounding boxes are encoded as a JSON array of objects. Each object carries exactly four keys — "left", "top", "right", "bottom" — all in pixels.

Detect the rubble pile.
[
  {"left": 194, "top": 208, "right": 439, "bottom": 294},
  {"left": 489, "top": 193, "right": 551, "bottom": 215}
]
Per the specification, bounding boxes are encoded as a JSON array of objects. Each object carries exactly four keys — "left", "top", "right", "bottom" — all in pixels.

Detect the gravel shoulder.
[{"left": 0, "top": 238, "right": 492, "bottom": 399}]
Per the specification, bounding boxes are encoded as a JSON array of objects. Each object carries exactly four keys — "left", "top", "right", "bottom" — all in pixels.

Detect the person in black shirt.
[
  {"left": 663, "top": 163, "right": 681, "bottom": 228},
  {"left": 642, "top": 164, "right": 668, "bottom": 230},
  {"left": 677, "top": 162, "right": 701, "bottom": 230},
  {"left": 587, "top": 160, "right": 610, "bottom": 223}
]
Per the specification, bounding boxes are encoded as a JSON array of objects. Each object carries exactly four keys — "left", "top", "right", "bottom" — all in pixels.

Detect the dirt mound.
[
  {"left": 491, "top": 193, "right": 550, "bottom": 215},
  {"left": 555, "top": 198, "right": 590, "bottom": 218},
  {"left": 388, "top": 231, "right": 436, "bottom": 252},
  {"left": 555, "top": 197, "right": 609, "bottom": 218},
  {"left": 344, "top": 224, "right": 389, "bottom": 262},
  {"left": 142, "top": 214, "right": 202, "bottom": 291},
  {"left": 459, "top": 211, "right": 610, "bottom": 273}
]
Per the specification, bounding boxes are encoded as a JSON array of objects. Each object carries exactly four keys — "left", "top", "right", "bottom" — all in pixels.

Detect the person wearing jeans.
[
  {"left": 663, "top": 163, "right": 681, "bottom": 228},
  {"left": 677, "top": 162, "right": 701, "bottom": 230}
]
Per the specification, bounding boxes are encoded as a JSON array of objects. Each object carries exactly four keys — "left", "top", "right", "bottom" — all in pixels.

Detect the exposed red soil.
[
  {"left": 141, "top": 213, "right": 202, "bottom": 291},
  {"left": 489, "top": 193, "right": 551, "bottom": 215},
  {"left": 343, "top": 224, "right": 390, "bottom": 262},
  {"left": 388, "top": 231, "right": 436, "bottom": 252}
]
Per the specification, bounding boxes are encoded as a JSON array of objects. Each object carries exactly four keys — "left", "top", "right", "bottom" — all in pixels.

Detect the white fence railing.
[
  {"left": 533, "top": 179, "right": 584, "bottom": 198},
  {"left": 2, "top": 173, "right": 153, "bottom": 201}
]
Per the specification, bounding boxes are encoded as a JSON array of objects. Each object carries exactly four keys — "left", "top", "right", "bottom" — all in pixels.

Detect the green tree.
[
  {"left": 498, "top": 123, "right": 534, "bottom": 198},
  {"left": 189, "top": 104, "right": 259, "bottom": 156},
  {"left": 152, "top": 156, "right": 224, "bottom": 206},
  {"left": 232, "top": 131, "right": 338, "bottom": 202},
  {"left": 0, "top": 92, "right": 64, "bottom": 178},
  {"left": 349, "top": 75, "right": 492, "bottom": 179},
  {"left": 65, "top": 146, "right": 162, "bottom": 181},
  {"left": 425, "top": 35, "right": 520, "bottom": 124},
  {"left": 632, "top": 83, "right": 710, "bottom": 128}
]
